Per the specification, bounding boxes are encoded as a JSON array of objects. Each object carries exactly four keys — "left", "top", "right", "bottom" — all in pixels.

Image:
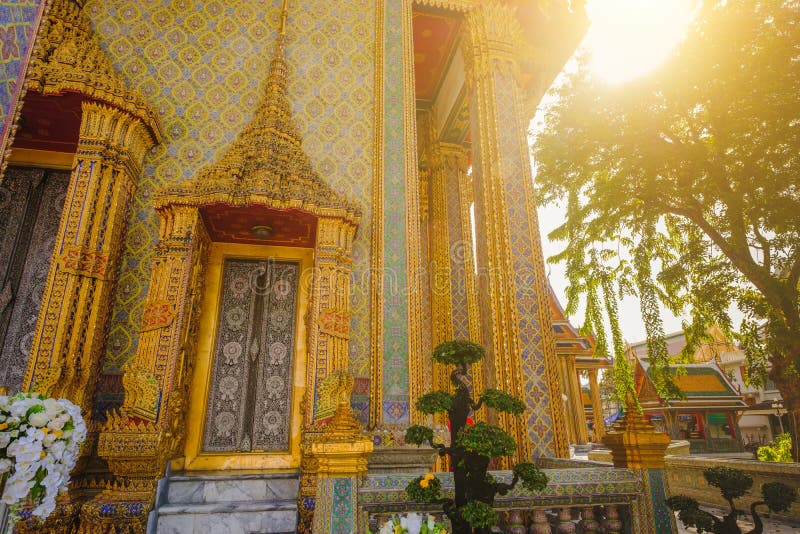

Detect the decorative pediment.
[
  {"left": 155, "top": 24, "right": 360, "bottom": 227},
  {"left": 27, "top": 0, "right": 162, "bottom": 143}
]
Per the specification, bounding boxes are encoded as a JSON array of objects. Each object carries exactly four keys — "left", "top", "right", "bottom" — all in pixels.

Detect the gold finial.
[{"left": 278, "top": 0, "right": 289, "bottom": 39}]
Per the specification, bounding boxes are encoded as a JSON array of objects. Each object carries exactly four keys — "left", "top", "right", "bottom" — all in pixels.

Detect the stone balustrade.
[
  {"left": 358, "top": 463, "right": 650, "bottom": 533},
  {"left": 665, "top": 455, "right": 800, "bottom": 522}
]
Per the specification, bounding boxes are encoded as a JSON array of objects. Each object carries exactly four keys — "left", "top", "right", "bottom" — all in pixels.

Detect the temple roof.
[
  {"left": 547, "top": 282, "right": 611, "bottom": 368},
  {"left": 635, "top": 358, "right": 746, "bottom": 410}
]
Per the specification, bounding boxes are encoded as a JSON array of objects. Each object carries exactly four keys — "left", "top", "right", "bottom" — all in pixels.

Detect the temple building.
[
  {"left": 628, "top": 332, "right": 747, "bottom": 454},
  {"left": 0, "top": 2, "right": 682, "bottom": 533}
]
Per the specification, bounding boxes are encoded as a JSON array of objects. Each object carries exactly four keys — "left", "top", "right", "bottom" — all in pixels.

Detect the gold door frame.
[{"left": 182, "top": 242, "right": 313, "bottom": 471}]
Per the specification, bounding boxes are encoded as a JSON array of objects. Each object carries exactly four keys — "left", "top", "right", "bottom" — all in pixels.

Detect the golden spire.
[
  {"left": 179, "top": 0, "right": 359, "bottom": 220},
  {"left": 266, "top": 0, "right": 289, "bottom": 94}
]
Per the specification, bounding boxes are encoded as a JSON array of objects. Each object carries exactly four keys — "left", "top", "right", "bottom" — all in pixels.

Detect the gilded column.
[
  {"left": 427, "top": 142, "right": 455, "bottom": 394},
  {"left": 23, "top": 101, "right": 157, "bottom": 414},
  {"left": 85, "top": 204, "right": 210, "bottom": 532},
  {"left": 588, "top": 368, "right": 606, "bottom": 440},
  {"left": 428, "top": 142, "right": 484, "bottom": 397},
  {"left": 307, "top": 216, "right": 358, "bottom": 424},
  {"left": 463, "top": 2, "right": 568, "bottom": 460},
  {"left": 566, "top": 357, "right": 588, "bottom": 445}
]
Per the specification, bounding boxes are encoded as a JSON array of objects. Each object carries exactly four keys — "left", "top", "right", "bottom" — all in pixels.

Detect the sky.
[{"left": 534, "top": 0, "right": 698, "bottom": 343}]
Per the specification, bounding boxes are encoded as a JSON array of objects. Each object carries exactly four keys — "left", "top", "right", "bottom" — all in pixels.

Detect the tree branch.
[{"left": 651, "top": 199, "right": 784, "bottom": 310}]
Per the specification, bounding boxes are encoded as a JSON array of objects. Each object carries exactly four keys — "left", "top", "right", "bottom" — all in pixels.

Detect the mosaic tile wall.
[
  {"left": 0, "top": 0, "right": 44, "bottom": 153},
  {"left": 380, "top": 0, "right": 410, "bottom": 425},
  {"left": 84, "top": 0, "right": 377, "bottom": 414},
  {"left": 493, "top": 69, "right": 558, "bottom": 458}
]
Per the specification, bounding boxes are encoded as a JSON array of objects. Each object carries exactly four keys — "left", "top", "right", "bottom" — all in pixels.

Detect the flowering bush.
[
  {"left": 0, "top": 393, "right": 87, "bottom": 518},
  {"left": 369, "top": 513, "right": 448, "bottom": 534},
  {"left": 406, "top": 473, "right": 442, "bottom": 503}
]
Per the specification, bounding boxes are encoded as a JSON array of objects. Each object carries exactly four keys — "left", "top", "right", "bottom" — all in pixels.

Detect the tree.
[
  {"left": 534, "top": 0, "right": 800, "bottom": 458},
  {"left": 404, "top": 341, "right": 549, "bottom": 534},
  {"left": 666, "top": 466, "right": 796, "bottom": 534}
]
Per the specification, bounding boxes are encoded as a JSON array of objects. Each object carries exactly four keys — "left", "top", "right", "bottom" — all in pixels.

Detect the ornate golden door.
[{"left": 183, "top": 243, "right": 311, "bottom": 470}]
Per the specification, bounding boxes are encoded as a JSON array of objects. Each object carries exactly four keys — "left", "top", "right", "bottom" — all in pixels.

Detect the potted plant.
[{"left": 403, "top": 341, "right": 548, "bottom": 534}]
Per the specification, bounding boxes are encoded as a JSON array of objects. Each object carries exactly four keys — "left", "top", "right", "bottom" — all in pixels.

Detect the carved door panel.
[
  {"left": 0, "top": 167, "right": 69, "bottom": 391},
  {"left": 202, "top": 258, "right": 299, "bottom": 453}
]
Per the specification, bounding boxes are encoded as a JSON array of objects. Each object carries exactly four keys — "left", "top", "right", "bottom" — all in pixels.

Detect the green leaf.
[
  {"left": 456, "top": 422, "right": 516, "bottom": 458},
  {"left": 416, "top": 391, "right": 454, "bottom": 414},
  {"left": 432, "top": 340, "right": 485, "bottom": 366},
  {"left": 405, "top": 425, "right": 434, "bottom": 446},
  {"left": 477, "top": 389, "right": 525, "bottom": 414}
]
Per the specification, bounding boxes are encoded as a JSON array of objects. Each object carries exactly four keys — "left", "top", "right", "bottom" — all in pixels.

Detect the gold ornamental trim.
[
  {"left": 139, "top": 300, "right": 176, "bottom": 333},
  {"left": 27, "top": 0, "right": 162, "bottom": 142}
]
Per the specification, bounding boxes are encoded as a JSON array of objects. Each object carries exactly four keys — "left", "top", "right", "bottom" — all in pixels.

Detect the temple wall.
[
  {"left": 0, "top": 0, "right": 45, "bottom": 154},
  {"left": 84, "top": 0, "right": 379, "bottom": 421}
]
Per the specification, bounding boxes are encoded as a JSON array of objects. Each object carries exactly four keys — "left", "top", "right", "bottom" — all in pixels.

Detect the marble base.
[
  {"left": 149, "top": 472, "right": 299, "bottom": 534},
  {"left": 367, "top": 447, "right": 437, "bottom": 475}
]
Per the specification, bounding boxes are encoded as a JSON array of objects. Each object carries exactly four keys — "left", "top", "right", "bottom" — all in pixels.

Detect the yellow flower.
[
  {"left": 41, "top": 427, "right": 49, "bottom": 434},
  {"left": 0, "top": 423, "right": 8, "bottom": 430},
  {"left": 394, "top": 526, "right": 402, "bottom": 534},
  {"left": 54, "top": 430, "right": 63, "bottom": 438},
  {"left": 40, "top": 452, "right": 46, "bottom": 460},
  {"left": 423, "top": 473, "right": 435, "bottom": 481},
  {"left": 419, "top": 479, "right": 429, "bottom": 488}
]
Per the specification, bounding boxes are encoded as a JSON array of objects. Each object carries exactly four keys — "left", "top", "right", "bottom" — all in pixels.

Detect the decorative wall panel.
[
  {"left": 0, "top": 167, "right": 68, "bottom": 391},
  {"left": 203, "top": 258, "right": 298, "bottom": 453},
  {"left": 84, "top": 0, "right": 376, "bottom": 417},
  {"left": 380, "top": 0, "right": 410, "bottom": 425},
  {"left": 0, "top": 0, "right": 45, "bottom": 156}
]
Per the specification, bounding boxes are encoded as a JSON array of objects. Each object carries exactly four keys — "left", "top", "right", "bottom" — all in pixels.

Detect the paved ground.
[{"left": 675, "top": 506, "right": 799, "bottom": 533}]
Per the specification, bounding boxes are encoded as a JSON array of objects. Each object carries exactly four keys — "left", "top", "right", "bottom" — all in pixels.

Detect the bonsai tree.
[
  {"left": 667, "top": 466, "right": 796, "bottom": 534},
  {"left": 404, "top": 340, "right": 549, "bottom": 534}
]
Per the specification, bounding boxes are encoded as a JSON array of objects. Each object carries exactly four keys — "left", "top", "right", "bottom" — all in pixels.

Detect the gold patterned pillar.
[
  {"left": 428, "top": 142, "right": 484, "bottom": 397},
  {"left": 307, "top": 216, "right": 359, "bottom": 424},
  {"left": 84, "top": 204, "right": 210, "bottom": 532},
  {"left": 23, "top": 101, "right": 157, "bottom": 413},
  {"left": 588, "top": 368, "right": 606, "bottom": 441},
  {"left": 463, "top": 2, "right": 569, "bottom": 461}
]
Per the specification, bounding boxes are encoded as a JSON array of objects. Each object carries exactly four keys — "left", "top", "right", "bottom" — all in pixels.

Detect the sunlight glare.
[{"left": 584, "top": 0, "right": 697, "bottom": 84}]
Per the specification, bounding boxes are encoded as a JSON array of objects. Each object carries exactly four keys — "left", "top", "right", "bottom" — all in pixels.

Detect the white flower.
[
  {"left": 48, "top": 440, "right": 66, "bottom": 462},
  {"left": 32, "top": 498, "right": 56, "bottom": 518},
  {"left": 0, "top": 458, "right": 12, "bottom": 473},
  {"left": 42, "top": 433, "right": 57, "bottom": 448},
  {"left": 402, "top": 512, "right": 423, "bottom": 534},
  {"left": 47, "top": 414, "right": 68, "bottom": 431},
  {"left": 26, "top": 427, "right": 45, "bottom": 443},
  {"left": 0, "top": 394, "right": 86, "bottom": 520},
  {"left": 10, "top": 398, "right": 41, "bottom": 418},
  {"left": 427, "top": 515, "right": 436, "bottom": 530},
  {"left": 43, "top": 399, "right": 63, "bottom": 419},
  {"left": 2, "top": 477, "right": 32, "bottom": 504},
  {"left": 28, "top": 412, "right": 50, "bottom": 428},
  {"left": 8, "top": 437, "right": 43, "bottom": 463}
]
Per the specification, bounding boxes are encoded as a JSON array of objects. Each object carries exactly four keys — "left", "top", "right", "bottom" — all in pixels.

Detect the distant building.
[
  {"left": 629, "top": 327, "right": 752, "bottom": 454},
  {"left": 548, "top": 284, "right": 611, "bottom": 445}
]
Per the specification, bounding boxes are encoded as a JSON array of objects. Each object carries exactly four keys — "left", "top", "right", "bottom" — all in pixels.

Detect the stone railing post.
[{"left": 603, "top": 405, "right": 676, "bottom": 533}]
